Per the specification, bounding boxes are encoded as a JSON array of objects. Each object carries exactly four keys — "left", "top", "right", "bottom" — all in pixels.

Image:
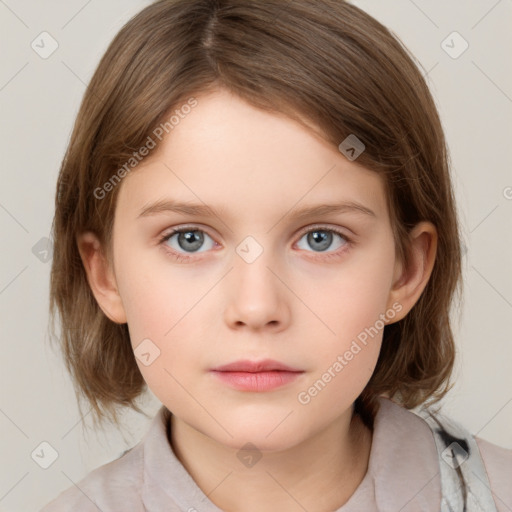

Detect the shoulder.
[
  {"left": 393, "top": 397, "right": 512, "bottom": 512},
  {"left": 475, "top": 436, "right": 512, "bottom": 512},
  {"left": 371, "top": 397, "right": 512, "bottom": 511},
  {"left": 39, "top": 444, "right": 144, "bottom": 512}
]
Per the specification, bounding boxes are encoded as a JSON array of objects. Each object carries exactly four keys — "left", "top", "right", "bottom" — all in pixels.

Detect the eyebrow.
[{"left": 137, "top": 199, "right": 376, "bottom": 220}]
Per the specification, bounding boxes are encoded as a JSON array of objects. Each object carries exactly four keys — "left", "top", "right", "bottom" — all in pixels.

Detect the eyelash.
[{"left": 158, "top": 224, "right": 352, "bottom": 263}]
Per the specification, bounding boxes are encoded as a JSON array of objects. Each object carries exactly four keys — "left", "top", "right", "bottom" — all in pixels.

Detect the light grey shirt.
[{"left": 40, "top": 397, "right": 512, "bottom": 511}]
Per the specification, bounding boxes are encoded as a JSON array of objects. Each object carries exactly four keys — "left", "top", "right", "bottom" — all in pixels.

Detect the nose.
[{"left": 223, "top": 249, "right": 291, "bottom": 332}]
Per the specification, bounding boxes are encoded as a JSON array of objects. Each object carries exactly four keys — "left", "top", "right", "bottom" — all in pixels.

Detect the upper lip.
[{"left": 211, "top": 359, "right": 303, "bottom": 373}]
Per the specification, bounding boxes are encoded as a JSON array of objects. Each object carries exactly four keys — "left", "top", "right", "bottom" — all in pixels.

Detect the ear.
[
  {"left": 76, "top": 231, "right": 127, "bottom": 324},
  {"left": 385, "top": 221, "right": 438, "bottom": 323}
]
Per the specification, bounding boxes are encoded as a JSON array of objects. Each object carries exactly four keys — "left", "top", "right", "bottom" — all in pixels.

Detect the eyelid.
[
  {"left": 159, "top": 224, "right": 218, "bottom": 246},
  {"left": 160, "top": 223, "right": 352, "bottom": 244},
  {"left": 295, "top": 223, "right": 352, "bottom": 239}
]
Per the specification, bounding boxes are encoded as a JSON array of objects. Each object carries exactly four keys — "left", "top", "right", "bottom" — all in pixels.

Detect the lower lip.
[{"left": 211, "top": 370, "right": 303, "bottom": 391}]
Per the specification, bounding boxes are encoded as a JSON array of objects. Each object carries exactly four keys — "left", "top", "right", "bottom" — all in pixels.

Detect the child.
[{"left": 41, "top": 0, "right": 511, "bottom": 511}]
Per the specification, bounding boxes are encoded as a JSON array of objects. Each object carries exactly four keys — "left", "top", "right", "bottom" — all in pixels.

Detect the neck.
[{"left": 168, "top": 409, "right": 373, "bottom": 512}]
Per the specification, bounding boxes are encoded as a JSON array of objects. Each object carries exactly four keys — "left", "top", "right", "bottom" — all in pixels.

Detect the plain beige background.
[{"left": 0, "top": 1, "right": 511, "bottom": 511}]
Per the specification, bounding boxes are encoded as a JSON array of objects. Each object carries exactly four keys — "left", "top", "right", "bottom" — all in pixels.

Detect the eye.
[
  {"left": 295, "top": 226, "right": 350, "bottom": 256},
  {"left": 159, "top": 224, "right": 352, "bottom": 263},
  {"left": 159, "top": 227, "right": 216, "bottom": 260}
]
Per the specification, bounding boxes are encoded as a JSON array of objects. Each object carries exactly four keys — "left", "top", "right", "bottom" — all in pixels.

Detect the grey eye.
[
  {"left": 164, "top": 229, "right": 215, "bottom": 253},
  {"left": 296, "top": 229, "right": 347, "bottom": 253}
]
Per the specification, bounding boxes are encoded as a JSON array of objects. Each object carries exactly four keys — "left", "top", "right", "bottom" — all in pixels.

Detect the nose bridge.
[
  {"left": 235, "top": 232, "right": 283, "bottom": 285},
  {"left": 223, "top": 234, "right": 289, "bottom": 329},
  {"left": 235, "top": 233, "right": 279, "bottom": 297}
]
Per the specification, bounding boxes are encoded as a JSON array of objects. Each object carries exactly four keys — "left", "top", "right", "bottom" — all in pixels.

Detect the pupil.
[
  {"left": 180, "top": 231, "right": 203, "bottom": 251},
  {"left": 309, "top": 231, "right": 331, "bottom": 251}
]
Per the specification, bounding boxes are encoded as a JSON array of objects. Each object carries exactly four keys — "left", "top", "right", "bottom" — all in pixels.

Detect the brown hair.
[{"left": 49, "top": 0, "right": 463, "bottom": 430}]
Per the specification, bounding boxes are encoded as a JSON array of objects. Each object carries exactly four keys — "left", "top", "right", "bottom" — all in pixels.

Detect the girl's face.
[{"left": 111, "top": 88, "right": 403, "bottom": 450}]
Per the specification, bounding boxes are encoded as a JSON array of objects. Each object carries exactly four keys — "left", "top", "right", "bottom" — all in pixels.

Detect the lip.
[
  {"left": 210, "top": 359, "right": 304, "bottom": 392},
  {"left": 212, "top": 359, "right": 302, "bottom": 373}
]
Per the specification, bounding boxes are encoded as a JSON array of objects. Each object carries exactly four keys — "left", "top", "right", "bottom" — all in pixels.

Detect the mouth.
[{"left": 210, "top": 359, "right": 305, "bottom": 392}]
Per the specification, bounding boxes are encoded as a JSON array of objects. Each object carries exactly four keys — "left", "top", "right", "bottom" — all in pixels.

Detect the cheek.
[
  {"left": 115, "top": 244, "right": 196, "bottom": 337},
  {"left": 298, "top": 238, "right": 395, "bottom": 387},
  {"left": 303, "top": 238, "right": 395, "bottom": 344},
  {"left": 115, "top": 248, "right": 211, "bottom": 392},
  {"left": 120, "top": 271, "right": 200, "bottom": 408},
  {"left": 295, "top": 271, "right": 389, "bottom": 416}
]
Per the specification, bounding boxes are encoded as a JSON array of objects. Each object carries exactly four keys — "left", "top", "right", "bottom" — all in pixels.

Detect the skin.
[{"left": 78, "top": 88, "right": 437, "bottom": 511}]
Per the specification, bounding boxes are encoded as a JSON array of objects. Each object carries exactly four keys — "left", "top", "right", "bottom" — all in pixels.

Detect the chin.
[{"left": 209, "top": 412, "right": 308, "bottom": 451}]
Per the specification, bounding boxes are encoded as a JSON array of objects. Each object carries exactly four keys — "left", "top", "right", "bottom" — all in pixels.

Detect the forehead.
[{"left": 117, "top": 89, "right": 388, "bottom": 222}]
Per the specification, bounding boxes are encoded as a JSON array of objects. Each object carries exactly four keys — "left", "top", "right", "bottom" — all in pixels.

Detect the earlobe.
[
  {"left": 386, "top": 222, "right": 437, "bottom": 323},
  {"left": 76, "top": 231, "right": 127, "bottom": 324}
]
